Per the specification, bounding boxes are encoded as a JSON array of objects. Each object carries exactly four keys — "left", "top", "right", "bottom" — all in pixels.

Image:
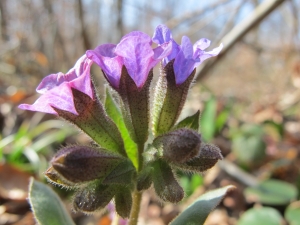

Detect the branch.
[
  {"left": 165, "top": 0, "right": 233, "bottom": 29},
  {"left": 195, "top": 0, "right": 286, "bottom": 82},
  {"left": 78, "top": 0, "right": 92, "bottom": 50}
]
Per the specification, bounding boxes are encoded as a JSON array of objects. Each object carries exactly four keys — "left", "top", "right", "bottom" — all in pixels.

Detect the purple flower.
[
  {"left": 86, "top": 31, "right": 172, "bottom": 89},
  {"left": 152, "top": 24, "right": 223, "bottom": 85},
  {"left": 18, "top": 55, "right": 93, "bottom": 115}
]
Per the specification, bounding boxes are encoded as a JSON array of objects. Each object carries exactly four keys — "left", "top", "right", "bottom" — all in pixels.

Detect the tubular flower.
[
  {"left": 18, "top": 55, "right": 93, "bottom": 115},
  {"left": 152, "top": 24, "right": 223, "bottom": 85},
  {"left": 86, "top": 31, "right": 172, "bottom": 89}
]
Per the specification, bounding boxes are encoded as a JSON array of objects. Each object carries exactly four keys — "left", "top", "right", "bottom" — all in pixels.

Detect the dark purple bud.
[
  {"left": 51, "top": 145, "right": 125, "bottom": 183},
  {"left": 172, "top": 143, "right": 223, "bottom": 173},
  {"left": 154, "top": 128, "right": 202, "bottom": 163},
  {"left": 44, "top": 166, "right": 75, "bottom": 187}
]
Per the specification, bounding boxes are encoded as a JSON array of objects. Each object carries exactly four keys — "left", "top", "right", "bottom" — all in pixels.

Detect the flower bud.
[
  {"left": 51, "top": 145, "right": 125, "bottom": 183},
  {"left": 44, "top": 166, "right": 75, "bottom": 187},
  {"left": 154, "top": 128, "right": 201, "bottom": 163},
  {"left": 172, "top": 143, "right": 223, "bottom": 173}
]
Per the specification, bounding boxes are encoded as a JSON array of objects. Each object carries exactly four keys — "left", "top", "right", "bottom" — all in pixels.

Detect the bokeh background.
[{"left": 1, "top": 0, "right": 300, "bottom": 224}]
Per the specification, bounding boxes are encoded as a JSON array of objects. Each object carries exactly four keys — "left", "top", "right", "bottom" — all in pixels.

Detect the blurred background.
[{"left": 1, "top": 0, "right": 300, "bottom": 224}]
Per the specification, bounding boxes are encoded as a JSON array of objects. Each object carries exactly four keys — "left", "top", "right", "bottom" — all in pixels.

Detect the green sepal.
[
  {"left": 118, "top": 66, "right": 152, "bottom": 146},
  {"left": 53, "top": 88, "right": 126, "bottom": 156},
  {"left": 49, "top": 145, "right": 126, "bottom": 184},
  {"left": 29, "top": 178, "right": 76, "bottom": 225},
  {"left": 137, "top": 166, "right": 153, "bottom": 192},
  {"left": 102, "top": 159, "right": 136, "bottom": 185},
  {"left": 115, "top": 187, "right": 132, "bottom": 218},
  {"left": 73, "top": 181, "right": 116, "bottom": 213},
  {"left": 173, "top": 110, "right": 200, "bottom": 131},
  {"left": 151, "top": 159, "right": 184, "bottom": 203},
  {"left": 172, "top": 143, "right": 223, "bottom": 173},
  {"left": 105, "top": 87, "right": 138, "bottom": 168},
  {"left": 152, "top": 61, "right": 195, "bottom": 136}
]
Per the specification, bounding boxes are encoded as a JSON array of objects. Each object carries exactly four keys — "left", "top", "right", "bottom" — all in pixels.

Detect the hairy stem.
[
  {"left": 137, "top": 143, "right": 144, "bottom": 172},
  {"left": 128, "top": 143, "right": 144, "bottom": 225},
  {"left": 128, "top": 191, "right": 142, "bottom": 225}
]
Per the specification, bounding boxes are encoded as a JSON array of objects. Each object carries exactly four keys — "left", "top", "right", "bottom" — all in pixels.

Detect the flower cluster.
[{"left": 19, "top": 24, "right": 223, "bottom": 218}]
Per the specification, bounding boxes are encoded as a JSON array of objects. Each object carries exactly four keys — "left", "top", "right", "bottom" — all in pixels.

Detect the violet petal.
[
  {"left": 173, "top": 36, "right": 196, "bottom": 85},
  {"left": 115, "top": 34, "right": 154, "bottom": 88},
  {"left": 86, "top": 44, "right": 123, "bottom": 89},
  {"left": 194, "top": 43, "right": 223, "bottom": 67},
  {"left": 19, "top": 83, "right": 78, "bottom": 115}
]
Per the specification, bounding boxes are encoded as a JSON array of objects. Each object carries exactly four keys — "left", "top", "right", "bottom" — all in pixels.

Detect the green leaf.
[
  {"left": 170, "top": 185, "right": 235, "bottom": 225},
  {"left": 29, "top": 178, "right": 75, "bottom": 225},
  {"left": 238, "top": 207, "right": 283, "bottom": 225},
  {"left": 200, "top": 96, "right": 217, "bottom": 141},
  {"left": 285, "top": 201, "right": 300, "bottom": 225},
  {"left": 173, "top": 110, "right": 200, "bottom": 131},
  {"left": 105, "top": 87, "right": 138, "bottom": 168},
  {"left": 244, "top": 179, "right": 298, "bottom": 205},
  {"left": 215, "top": 107, "right": 229, "bottom": 132},
  {"left": 232, "top": 124, "right": 266, "bottom": 164}
]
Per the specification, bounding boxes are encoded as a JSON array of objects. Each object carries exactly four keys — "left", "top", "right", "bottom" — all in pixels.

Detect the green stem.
[
  {"left": 137, "top": 143, "right": 144, "bottom": 172},
  {"left": 128, "top": 190, "right": 142, "bottom": 225},
  {"left": 128, "top": 143, "right": 144, "bottom": 225}
]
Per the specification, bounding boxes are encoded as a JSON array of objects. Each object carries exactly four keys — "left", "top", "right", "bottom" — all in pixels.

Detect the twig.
[
  {"left": 165, "top": 0, "right": 234, "bottom": 29},
  {"left": 218, "top": 159, "right": 258, "bottom": 187},
  {"left": 195, "top": 0, "right": 286, "bottom": 82}
]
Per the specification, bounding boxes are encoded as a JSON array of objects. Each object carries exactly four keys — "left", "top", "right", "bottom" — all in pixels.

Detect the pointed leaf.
[
  {"left": 105, "top": 87, "right": 138, "bottom": 168},
  {"left": 29, "top": 178, "right": 75, "bottom": 225},
  {"left": 173, "top": 110, "right": 200, "bottom": 131},
  {"left": 170, "top": 185, "right": 235, "bottom": 225}
]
